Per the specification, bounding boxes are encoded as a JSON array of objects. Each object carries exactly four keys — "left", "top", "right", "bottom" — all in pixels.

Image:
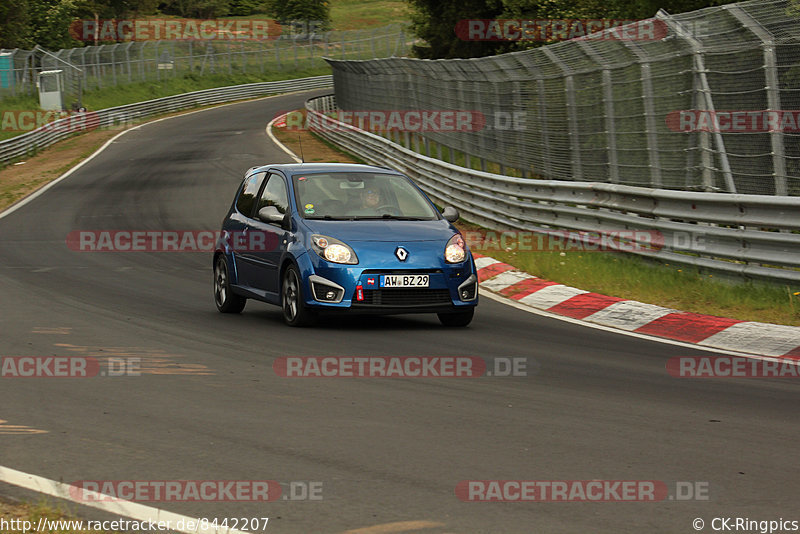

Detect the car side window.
[
  {"left": 236, "top": 172, "right": 266, "bottom": 217},
  {"left": 256, "top": 173, "right": 289, "bottom": 215}
]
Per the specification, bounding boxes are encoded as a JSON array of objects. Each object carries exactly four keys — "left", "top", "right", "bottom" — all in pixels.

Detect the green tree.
[
  {"left": 266, "top": 0, "right": 331, "bottom": 30},
  {"left": 407, "top": 0, "right": 742, "bottom": 59},
  {"left": 0, "top": 0, "right": 33, "bottom": 48},
  {"left": 228, "top": 0, "right": 269, "bottom": 16},
  {"left": 407, "top": 0, "right": 507, "bottom": 58},
  {"left": 28, "top": 0, "right": 82, "bottom": 49}
]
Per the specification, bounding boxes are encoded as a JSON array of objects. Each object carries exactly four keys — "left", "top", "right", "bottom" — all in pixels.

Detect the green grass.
[
  {"left": 80, "top": 68, "right": 331, "bottom": 109},
  {"left": 330, "top": 0, "right": 410, "bottom": 30},
  {"left": 0, "top": 68, "right": 332, "bottom": 141},
  {"left": 479, "top": 236, "right": 800, "bottom": 326}
]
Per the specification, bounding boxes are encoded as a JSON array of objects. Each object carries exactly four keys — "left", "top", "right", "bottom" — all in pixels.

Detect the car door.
[
  {"left": 242, "top": 172, "right": 291, "bottom": 299},
  {"left": 228, "top": 171, "right": 267, "bottom": 289}
]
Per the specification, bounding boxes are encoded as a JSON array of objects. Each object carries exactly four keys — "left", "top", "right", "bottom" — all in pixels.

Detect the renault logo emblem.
[{"left": 395, "top": 247, "right": 408, "bottom": 261}]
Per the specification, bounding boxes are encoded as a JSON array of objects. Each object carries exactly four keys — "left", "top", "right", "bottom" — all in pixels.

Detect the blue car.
[{"left": 213, "top": 163, "right": 478, "bottom": 326}]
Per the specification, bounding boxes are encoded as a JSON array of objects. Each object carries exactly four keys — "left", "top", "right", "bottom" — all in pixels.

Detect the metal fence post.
[
  {"left": 542, "top": 48, "right": 582, "bottom": 180},
  {"left": 728, "top": 5, "right": 787, "bottom": 196},
  {"left": 577, "top": 41, "right": 619, "bottom": 184},
  {"left": 658, "top": 10, "right": 736, "bottom": 193},
  {"left": 621, "top": 40, "right": 662, "bottom": 188}
]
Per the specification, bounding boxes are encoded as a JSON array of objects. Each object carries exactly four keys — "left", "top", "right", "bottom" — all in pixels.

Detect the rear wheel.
[
  {"left": 282, "top": 265, "right": 315, "bottom": 326},
  {"left": 438, "top": 308, "right": 474, "bottom": 327},
  {"left": 214, "top": 255, "right": 246, "bottom": 313}
]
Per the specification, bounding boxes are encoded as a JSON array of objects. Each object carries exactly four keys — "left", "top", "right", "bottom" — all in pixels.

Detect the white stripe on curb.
[
  {"left": 583, "top": 300, "right": 677, "bottom": 332},
  {"left": 698, "top": 322, "right": 800, "bottom": 357},
  {"left": 0, "top": 466, "right": 256, "bottom": 534},
  {"left": 479, "top": 270, "right": 535, "bottom": 292},
  {"left": 474, "top": 257, "right": 501, "bottom": 269},
  {"left": 517, "top": 285, "right": 587, "bottom": 309}
]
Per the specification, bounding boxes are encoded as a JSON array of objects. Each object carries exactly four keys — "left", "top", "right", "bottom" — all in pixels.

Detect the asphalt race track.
[{"left": 1, "top": 89, "right": 798, "bottom": 533}]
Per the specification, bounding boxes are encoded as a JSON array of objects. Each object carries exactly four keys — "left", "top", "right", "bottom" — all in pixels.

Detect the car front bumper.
[{"left": 297, "top": 251, "right": 478, "bottom": 314}]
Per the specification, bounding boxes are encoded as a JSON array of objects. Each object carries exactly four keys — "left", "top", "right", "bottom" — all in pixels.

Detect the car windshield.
[{"left": 292, "top": 172, "right": 439, "bottom": 220}]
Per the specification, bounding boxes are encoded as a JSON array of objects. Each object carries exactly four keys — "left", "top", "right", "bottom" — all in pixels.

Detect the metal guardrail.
[
  {"left": 325, "top": 0, "right": 800, "bottom": 197},
  {"left": 306, "top": 94, "right": 800, "bottom": 284},
  {"left": 0, "top": 75, "right": 332, "bottom": 164}
]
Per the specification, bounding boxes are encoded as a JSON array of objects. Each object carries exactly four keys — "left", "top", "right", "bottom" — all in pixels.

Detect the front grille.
[{"left": 359, "top": 289, "right": 452, "bottom": 307}]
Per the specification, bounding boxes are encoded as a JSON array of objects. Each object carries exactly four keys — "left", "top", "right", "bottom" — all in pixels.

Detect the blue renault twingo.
[{"left": 213, "top": 163, "right": 477, "bottom": 326}]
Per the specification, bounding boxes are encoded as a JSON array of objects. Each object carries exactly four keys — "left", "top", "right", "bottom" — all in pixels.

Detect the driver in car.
[{"left": 361, "top": 188, "right": 382, "bottom": 210}]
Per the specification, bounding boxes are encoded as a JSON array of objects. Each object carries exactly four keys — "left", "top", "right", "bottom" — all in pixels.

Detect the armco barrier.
[
  {"left": 305, "top": 94, "right": 800, "bottom": 285},
  {"left": 0, "top": 75, "right": 332, "bottom": 164}
]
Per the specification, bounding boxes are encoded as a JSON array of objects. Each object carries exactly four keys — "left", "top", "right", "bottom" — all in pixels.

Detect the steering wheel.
[{"left": 375, "top": 204, "right": 397, "bottom": 215}]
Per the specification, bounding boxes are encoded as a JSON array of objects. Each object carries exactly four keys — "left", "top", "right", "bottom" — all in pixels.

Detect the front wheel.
[
  {"left": 214, "top": 255, "right": 246, "bottom": 313},
  {"left": 438, "top": 308, "right": 474, "bottom": 327},
  {"left": 281, "top": 265, "right": 315, "bottom": 327}
]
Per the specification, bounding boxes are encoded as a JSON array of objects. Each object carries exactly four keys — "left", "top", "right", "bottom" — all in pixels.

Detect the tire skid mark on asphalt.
[
  {"left": 341, "top": 521, "right": 447, "bottom": 533},
  {"left": 31, "top": 327, "right": 72, "bottom": 335},
  {"left": 52, "top": 343, "right": 216, "bottom": 376},
  {"left": 0, "top": 419, "right": 48, "bottom": 435}
]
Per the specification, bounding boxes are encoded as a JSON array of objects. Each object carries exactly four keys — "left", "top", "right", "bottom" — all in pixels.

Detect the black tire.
[
  {"left": 438, "top": 308, "right": 475, "bottom": 327},
  {"left": 214, "top": 255, "right": 246, "bottom": 313},
  {"left": 281, "top": 265, "right": 316, "bottom": 326}
]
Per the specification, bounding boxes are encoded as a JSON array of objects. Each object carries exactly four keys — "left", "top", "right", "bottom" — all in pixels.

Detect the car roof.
[{"left": 248, "top": 163, "right": 399, "bottom": 176}]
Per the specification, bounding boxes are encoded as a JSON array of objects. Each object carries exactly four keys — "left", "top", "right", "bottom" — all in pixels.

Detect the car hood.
[{"left": 300, "top": 218, "right": 457, "bottom": 242}]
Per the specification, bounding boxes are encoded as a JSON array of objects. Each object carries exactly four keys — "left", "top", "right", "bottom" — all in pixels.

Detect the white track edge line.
[
  {"left": 266, "top": 114, "right": 302, "bottom": 163},
  {"left": 0, "top": 89, "right": 314, "bottom": 221},
  {"left": 0, "top": 466, "right": 255, "bottom": 534}
]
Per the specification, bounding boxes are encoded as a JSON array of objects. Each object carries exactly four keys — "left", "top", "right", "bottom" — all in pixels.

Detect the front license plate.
[{"left": 380, "top": 274, "right": 429, "bottom": 288}]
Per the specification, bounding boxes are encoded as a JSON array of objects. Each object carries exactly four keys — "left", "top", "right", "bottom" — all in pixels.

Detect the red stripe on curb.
[
  {"left": 499, "top": 278, "right": 560, "bottom": 300},
  {"left": 783, "top": 346, "right": 800, "bottom": 359},
  {"left": 547, "top": 293, "right": 625, "bottom": 320},
  {"left": 477, "top": 262, "right": 515, "bottom": 282},
  {"left": 634, "top": 313, "right": 743, "bottom": 343}
]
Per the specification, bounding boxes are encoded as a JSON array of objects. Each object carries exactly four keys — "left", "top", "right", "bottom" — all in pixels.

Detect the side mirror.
[
  {"left": 257, "top": 206, "right": 288, "bottom": 227},
  {"left": 442, "top": 206, "right": 459, "bottom": 223}
]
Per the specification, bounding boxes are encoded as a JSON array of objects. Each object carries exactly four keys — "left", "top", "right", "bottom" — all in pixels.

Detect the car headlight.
[
  {"left": 445, "top": 234, "right": 466, "bottom": 263},
  {"left": 311, "top": 234, "right": 358, "bottom": 264}
]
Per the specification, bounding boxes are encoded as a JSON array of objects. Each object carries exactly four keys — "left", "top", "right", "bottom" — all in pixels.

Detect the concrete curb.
[{"left": 474, "top": 254, "right": 800, "bottom": 359}]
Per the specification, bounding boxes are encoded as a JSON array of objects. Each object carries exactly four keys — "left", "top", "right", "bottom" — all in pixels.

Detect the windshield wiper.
[
  {"left": 351, "top": 214, "right": 431, "bottom": 220},
  {"left": 306, "top": 215, "right": 356, "bottom": 220}
]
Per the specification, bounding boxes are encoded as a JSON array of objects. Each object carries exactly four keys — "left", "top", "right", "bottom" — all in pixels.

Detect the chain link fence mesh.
[
  {"left": 326, "top": 0, "right": 800, "bottom": 196},
  {"left": 0, "top": 23, "right": 409, "bottom": 108}
]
